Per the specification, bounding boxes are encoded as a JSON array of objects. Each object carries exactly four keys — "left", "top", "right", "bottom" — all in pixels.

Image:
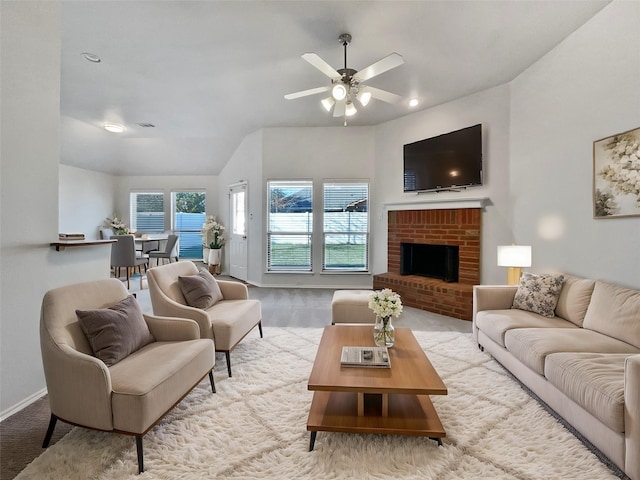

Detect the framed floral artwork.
[{"left": 593, "top": 127, "right": 640, "bottom": 219}]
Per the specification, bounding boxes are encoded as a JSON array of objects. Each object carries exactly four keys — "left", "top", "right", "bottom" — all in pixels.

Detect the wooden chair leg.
[
  {"left": 136, "top": 436, "right": 144, "bottom": 473},
  {"left": 209, "top": 370, "right": 216, "bottom": 393},
  {"left": 42, "top": 414, "right": 58, "bottom": 448},
  {"left": 225, "top": 351, "right": 232, "bottom": 377}
]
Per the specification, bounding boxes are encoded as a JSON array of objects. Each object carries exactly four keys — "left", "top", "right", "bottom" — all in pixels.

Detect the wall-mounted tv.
[{"left": 403, "top": 124, "right": 483, "bottom": 193}]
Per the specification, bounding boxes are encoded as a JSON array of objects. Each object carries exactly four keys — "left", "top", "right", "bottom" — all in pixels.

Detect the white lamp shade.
[
  {"left": 321, "top": 97, "right": 335, "bottom": 112},
  {"left": 497, "top": 245, "right": 532, "bottom": 267},
  {"left": 357, "top": 89, "right": 372, "bottom": 106},
  {"left": 345, "top": 101, "right": 357, "bottom": 117},
  {"left": 332, "top": 83, "right": 347, "bottom": 101}
]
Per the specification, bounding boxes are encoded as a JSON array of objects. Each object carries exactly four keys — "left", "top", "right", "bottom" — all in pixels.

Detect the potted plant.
[
  {"left": 201, "top": 216, "right": 225, "bottom": 265},
  {"left": 105, "top": 214, "right": 130, "bottom": 235}
]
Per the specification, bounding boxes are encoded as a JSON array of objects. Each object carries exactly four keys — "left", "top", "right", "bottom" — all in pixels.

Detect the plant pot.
[
  {"left": 203, "top": 247, "right": 210, "bottom": 264},
  {"left": 208, "top": 248, "right": 221, "bottom": 266}
]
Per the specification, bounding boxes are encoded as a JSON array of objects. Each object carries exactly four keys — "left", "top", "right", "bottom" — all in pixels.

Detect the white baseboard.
[{"left": 0, "top": 387, "right": 47, "bottom": 422}]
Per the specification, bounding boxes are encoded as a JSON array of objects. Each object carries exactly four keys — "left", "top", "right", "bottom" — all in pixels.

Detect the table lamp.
[{"left": 497, "top": 245, "right": 532, "bottom": 285}]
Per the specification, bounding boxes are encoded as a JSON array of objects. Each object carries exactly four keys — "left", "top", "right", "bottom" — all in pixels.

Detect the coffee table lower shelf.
[{"left": 306, "top": 390, "right": 445, "bottom": 451}]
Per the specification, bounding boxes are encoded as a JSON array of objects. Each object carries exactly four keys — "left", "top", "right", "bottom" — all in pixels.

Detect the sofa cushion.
[
  {"left": 512, "top": 272, "right": 565, "bottom": 318},
  {"left": 109, "top": 339, "right": 214, "bottom": 433},
  {"left": 76, "top": 295, "right": 155, "bottom": 366},
  {"left": 178, "top": 269, "right": 224, "bottom": 309},
  {"left": 504, "top": 328, "right": 640, "bottom": 375},
  {"left": 554, "top": 274, "right": 596, "bottom": 327},
  {"left": 583, "top": 280, "right": 640, "bottom": 349},
  {"left": 545, "top": 353, "right": 628, "bottom": 433},
  {"left": 205, "top": 299, "right": 262, "bottom": 350},
  {"left": 476, "top": 309, "right": 577, "bottom": 347}
]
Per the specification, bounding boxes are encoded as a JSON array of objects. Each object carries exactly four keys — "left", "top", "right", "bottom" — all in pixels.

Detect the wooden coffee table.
[{"left": 306, "top": 325, "right": 447, "bottom": 450}]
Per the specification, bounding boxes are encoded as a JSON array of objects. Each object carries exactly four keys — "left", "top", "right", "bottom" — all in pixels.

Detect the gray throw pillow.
[
  {"left": 512, "top": 272, "right": 565, "bottom": 318},
  {"left": 178, "top": 269, "right": 224, "bottom": 309},
  {"left": 76, "top": 295, "right": 155, "bottom": 366}
]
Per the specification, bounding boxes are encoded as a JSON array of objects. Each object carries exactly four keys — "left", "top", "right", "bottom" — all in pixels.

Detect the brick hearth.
[{"left": 373, "top": 208, "right": 481, "bottom": 321}]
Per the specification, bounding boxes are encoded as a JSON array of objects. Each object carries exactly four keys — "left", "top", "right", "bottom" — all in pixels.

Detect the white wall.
[
  {"left": 1, "top": 1, "right": 111, "bottom": 417},
  {"left": 259, "top": 127, "right": 376, "bottom": 288},
  {"left": 113, "top": 175, "right": 219, "bottom": 235},
  {"left": 510, "top": 0, "right": 640, "bottom": 289},
  {"left": 217, "top": 129, "right": 263, "bottom": 282},
  {"left": 59, "top": 165, "right": 116, "bottom": 240},
  {"left": 373, "top": 85, "right": 513, "bottom": 284}
]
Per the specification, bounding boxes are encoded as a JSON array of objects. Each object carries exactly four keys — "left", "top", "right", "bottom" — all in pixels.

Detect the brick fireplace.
[{"left": 373, "top": 208, "right": 481, "bottom": 320}]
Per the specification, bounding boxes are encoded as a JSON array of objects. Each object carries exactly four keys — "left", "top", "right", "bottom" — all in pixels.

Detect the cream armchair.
[
  {"left": 40, "top": 278, "right": 215, "bottom": 474},
  {"left": 146, "top": 261, "right": 262, "bottom": 377}
]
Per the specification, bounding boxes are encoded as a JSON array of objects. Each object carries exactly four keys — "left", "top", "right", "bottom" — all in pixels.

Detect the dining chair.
[
  {"left": 148, "top": 234, "right": 179, "bottom": 267},
  {"left": 110, "top": 235, "right": 149, "bottom": 289}
]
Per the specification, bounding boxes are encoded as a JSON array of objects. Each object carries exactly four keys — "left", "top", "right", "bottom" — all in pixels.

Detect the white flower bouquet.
[
  {"left": 368, "top": 289, "right": 403, "bottom": 319},
  {"left": 105, "top": 214, "right": 130, "bottom": 235},
  {"left": 201, "top": 216, "right": 225, "bottom": 249}
]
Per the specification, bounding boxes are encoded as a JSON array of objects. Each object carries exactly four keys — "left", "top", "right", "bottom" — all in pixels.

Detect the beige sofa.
[{"left": 473, "top": 275, "right": 639, "bottom": 480}]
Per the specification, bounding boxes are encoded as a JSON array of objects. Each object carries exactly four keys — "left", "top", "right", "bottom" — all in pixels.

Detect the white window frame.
[
  {"left": 130, "top": 191, "right": 165, "bottom": 233},
  {"left": 322, "top": 181, "right": 370, "bottom": 272},
  {"left": 267, "top": 180, "right": 313, "bottom": 272},
  {"left": 171, "top": 190, "right": 206, "bottom": 259}
]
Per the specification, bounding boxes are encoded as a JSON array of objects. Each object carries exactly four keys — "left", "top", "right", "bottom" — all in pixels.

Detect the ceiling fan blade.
[
  {"left": 366, "top": 86, "right": 403, "bottom": 104},
  {"left": 353, "top": 53, "right": 404, "bottom": 83},
  {"left": 284, "top": 86, "right": 330, "bottom": 100},
  {"left": 302, "top": 53, "right": 341, "bottom": 80},
  {"left": 333, "top": 98, "right": 346, "bottom": 117}
]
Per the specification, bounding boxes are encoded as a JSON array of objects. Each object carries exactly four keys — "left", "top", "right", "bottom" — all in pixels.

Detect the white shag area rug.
[{"left": 17, "top": 328, "right": 619, "bottom": 480}]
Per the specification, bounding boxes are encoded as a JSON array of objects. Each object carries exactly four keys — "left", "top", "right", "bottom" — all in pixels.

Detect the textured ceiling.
[{"left": 59, "top": 0, "right": 610, "bottom": 176}]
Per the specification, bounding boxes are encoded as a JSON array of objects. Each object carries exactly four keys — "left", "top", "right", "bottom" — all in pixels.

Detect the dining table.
[{"left": 134, "top": 234, "right": 168, "bottom": 254}]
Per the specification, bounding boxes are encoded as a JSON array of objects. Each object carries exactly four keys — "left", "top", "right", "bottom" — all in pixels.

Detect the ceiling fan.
[{"left": 284, "top": 33, "right": 404, "bottom": 122}]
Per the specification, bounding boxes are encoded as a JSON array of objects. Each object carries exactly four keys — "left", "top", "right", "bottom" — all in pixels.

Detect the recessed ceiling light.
[
  {"left": 81, "top": 52, "right": 101, "bottom": 63},
  {"left": 103, "top": 122, "right": 125, "bottom": 133},
  {"left": 409, "top": 98, "right": 421, "bottom": 108}
]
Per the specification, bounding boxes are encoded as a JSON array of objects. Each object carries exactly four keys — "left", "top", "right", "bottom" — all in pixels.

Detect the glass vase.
[{"left": 373, "top": 315, "right": 395, "bottom": 347}]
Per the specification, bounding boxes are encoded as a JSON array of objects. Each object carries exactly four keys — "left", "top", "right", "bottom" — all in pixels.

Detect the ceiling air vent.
[{"left": 136, "top": 123, "right": 156, "bottom": 128}]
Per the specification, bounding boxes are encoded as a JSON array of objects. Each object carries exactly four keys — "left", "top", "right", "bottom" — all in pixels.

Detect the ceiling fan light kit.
[{"left": 285, "top": 33, "right": 404, "bottom": 123}]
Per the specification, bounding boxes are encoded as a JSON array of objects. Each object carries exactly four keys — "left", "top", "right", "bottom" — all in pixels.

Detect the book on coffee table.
[{"left": 340, "top": 346, "right": 390, "bottom": 368}]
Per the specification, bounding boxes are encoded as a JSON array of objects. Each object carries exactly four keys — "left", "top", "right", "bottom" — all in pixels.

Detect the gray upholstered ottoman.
[{"left": 331, "top": 290, "right": 377, "bottom": 324}]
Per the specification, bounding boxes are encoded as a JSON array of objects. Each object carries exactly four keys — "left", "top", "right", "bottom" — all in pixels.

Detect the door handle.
[{"left": 243, "top": 236, "right": 247, "bottom": 239}]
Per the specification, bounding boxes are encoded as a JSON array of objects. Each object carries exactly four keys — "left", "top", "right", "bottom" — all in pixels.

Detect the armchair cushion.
[
  {"left": 76, "top": 295, "right": 155, "bottom": 366},
  {"left": 178, "top": 269, "right": 223, "bottom": 309}
]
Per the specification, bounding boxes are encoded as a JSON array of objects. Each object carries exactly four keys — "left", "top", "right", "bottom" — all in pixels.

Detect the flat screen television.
[{"left": 403, "top": 124, "right": 483, "bottom": 193}]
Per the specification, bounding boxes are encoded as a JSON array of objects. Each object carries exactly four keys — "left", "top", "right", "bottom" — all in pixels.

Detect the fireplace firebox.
[{"left": 400, "top": 243, "right": 459, "bottom": 283}]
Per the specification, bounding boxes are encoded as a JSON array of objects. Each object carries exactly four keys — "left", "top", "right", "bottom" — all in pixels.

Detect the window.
[
  {"left": 323, "top": 182, "right": 369, "bottom": 271},
  {"left": 172, "top": 191, "right": 206, "bottom": 259},
  {"left": 267, "top": 180, "right": 313, "bottom": 271},
  {"left": 130, "top": 192, "right": 164, "bottom": 233}
]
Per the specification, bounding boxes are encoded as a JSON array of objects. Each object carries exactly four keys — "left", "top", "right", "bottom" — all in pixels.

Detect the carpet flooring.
[{"left": 12, "top": 329, "right": 622, "bottom": 480}]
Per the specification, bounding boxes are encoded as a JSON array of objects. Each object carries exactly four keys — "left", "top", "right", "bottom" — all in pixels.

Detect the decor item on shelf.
[
  {"left": 368, "top": 289, "right": 403, "bottom": 347},
  {"left": 284, "top": 33, "right": 404, "bottom": 126},
  {"left": 497, "top": 245, "right": 532, "bottom": 285},
  {"left": 104, "top": 214, "right": 130, "bottom": 235},
  {"left": 593, "top": 126, "right": 640, "bottom": 219}
]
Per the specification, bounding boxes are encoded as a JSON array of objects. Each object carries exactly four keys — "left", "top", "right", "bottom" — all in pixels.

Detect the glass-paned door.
[{"left": 172, "top": 191, "right": 206, "bottom": 259}]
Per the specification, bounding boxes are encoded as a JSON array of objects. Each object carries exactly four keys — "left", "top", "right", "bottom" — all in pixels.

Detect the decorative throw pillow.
[
  {"left": 178, "top": 269, "right": 223, "bottom": 309},
  {"left": 512, "top": 272, "right": 565, "bottom": 318},
  {"left": 76, "top": 295, "right": 155, "bottom": 366}
]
